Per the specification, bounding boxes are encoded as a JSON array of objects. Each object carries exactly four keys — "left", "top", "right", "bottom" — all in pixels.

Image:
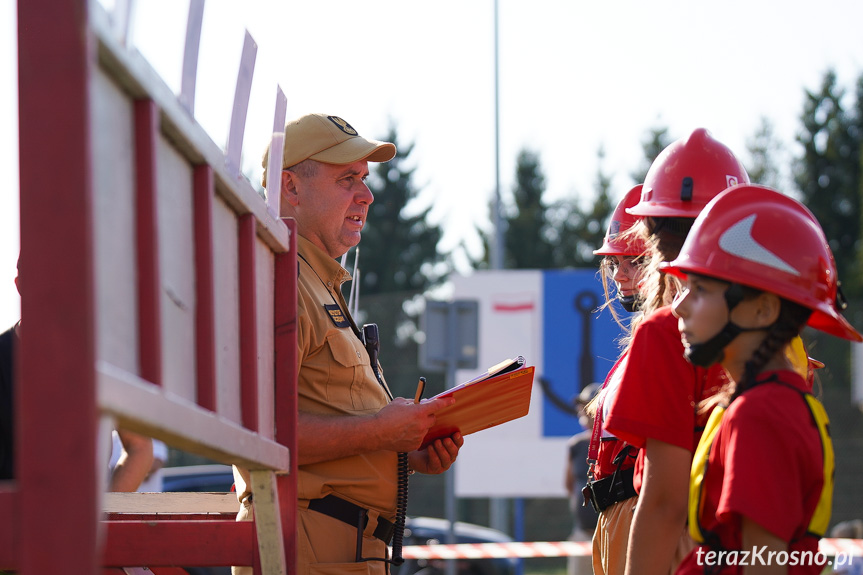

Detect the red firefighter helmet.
[
  {"left": 594, "top": 185, "right": 647, "bottom": 256},
  {"left": 628, "top": 128, "right": 750, "bottom": 219},
  {"left": 662, "top": 185, "right": 862, "bottom": 342}
]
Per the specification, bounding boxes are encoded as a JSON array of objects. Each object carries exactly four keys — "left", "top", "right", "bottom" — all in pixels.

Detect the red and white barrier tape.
[{"left": 401, "top": 539, "right": 863, "bottom": 560}]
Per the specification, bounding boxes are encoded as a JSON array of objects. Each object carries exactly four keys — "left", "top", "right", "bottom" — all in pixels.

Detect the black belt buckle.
[
  {"left": 582, "top": 483, "right": 601, "bottom": 513},
  {"left": 584, "top": 468, "right": 637, "bottom": 513}
]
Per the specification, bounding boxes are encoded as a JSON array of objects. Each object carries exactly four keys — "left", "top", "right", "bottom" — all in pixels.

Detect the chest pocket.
[
  {"left": 326, "top": 329, "right": 384, "bottom": 412},
  {"left": 688, "top": 390, "right": 834, "bottom": 544}
]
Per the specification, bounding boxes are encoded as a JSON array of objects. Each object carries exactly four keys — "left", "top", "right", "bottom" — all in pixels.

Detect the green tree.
[
  {"left": 631, "top": 125, "right": 672, "bottom": 184},
  {"left": 794, "top": 69, "right": 862, "bottom": 295},
  {"left": 504, "top": 149, "right": 554, "bottom": 268},
  {"left": 546, "top": 146, "right": 614, "bottom": 268},
  {"left": 360, "top": 124, "right": 448, "bottom": 296},
  {"left": 746, "top": 116, "right": 784, "bottom": 190},
  {"left": 478, "top": 145, "right": 627, "bottom": 271},
  {"left": 351, "top": 124, "right": 448, "bottom": 394}
]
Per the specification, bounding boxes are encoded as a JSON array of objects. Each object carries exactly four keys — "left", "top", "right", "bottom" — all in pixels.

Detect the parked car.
[
  {"left": 161, "top": 465, "right": 516, "bottom": 575},
  {"left": 395, "top": 516, "right": 517, "bottom": 575},
  {"left": 162, "top": 463, "right": 234, "bottom": 493}
]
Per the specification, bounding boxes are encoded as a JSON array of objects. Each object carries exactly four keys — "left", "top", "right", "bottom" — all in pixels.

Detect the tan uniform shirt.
[{"left": 234, "top": 236, "right": 397, "bottom": 518}]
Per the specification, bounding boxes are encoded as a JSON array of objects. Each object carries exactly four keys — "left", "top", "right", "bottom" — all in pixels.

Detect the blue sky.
[{"left": 2, "top": 0, "right": 862, "bottom": 328}]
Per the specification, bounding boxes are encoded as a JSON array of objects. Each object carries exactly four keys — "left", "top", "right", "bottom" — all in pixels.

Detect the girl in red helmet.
[
  {"left": 663, "top": 185, "right": 859, "bottom": 574},
  {"left": 603, "top": 128, "right": 749, "bottom": 575},
  {"left": 584, "top": 185, "right": 648, "bottom": 575}
]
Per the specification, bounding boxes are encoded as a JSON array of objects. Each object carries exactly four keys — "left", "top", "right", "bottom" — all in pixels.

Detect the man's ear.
[{"left": 281, "top": 170, "right": 299, "bottom": 207}]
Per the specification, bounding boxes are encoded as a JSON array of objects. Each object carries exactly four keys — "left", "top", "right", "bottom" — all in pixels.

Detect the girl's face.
[
  {"left": 672, "top": 274, "right": 772, "bottom": 374},
  {"left": 607, "top": 256, "right": 644, "bottom": 299},
  {"left": 672, "top": 274, "right": 731, "bottom": 354}
]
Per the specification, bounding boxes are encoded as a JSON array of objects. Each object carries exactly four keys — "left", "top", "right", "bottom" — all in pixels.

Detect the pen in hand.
[{"left": 414, "top": 377, "right": 426, "bottom": 404}]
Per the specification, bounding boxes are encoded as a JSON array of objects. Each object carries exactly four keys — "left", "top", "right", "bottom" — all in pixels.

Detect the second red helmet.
[{"left": 628, "top": 128, "right": 750, "bottom": 219}]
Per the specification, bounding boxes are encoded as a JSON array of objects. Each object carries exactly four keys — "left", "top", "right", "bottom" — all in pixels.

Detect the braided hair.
[{"left": 729, "top": 296, "right": 812, "bottom": 403}]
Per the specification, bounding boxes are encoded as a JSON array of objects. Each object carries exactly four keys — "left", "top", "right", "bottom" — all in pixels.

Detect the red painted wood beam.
[
  {"left": 135, "top": 99, "right": 163, "bottom": 386},
  {"left": 17, "top": 0, "right": 101, "bottom": 573},
  {"left": 102, "top": 520, "right": 256, "bottom": 566},
  {"left": 0, "top": 487, "right": 19, "bottom": 569},
  {"left": 238, "top": 214, "right": 258, "bottom": 431},
  {"left": 193, "top": 165, "right": 216, "bottom": 411},
  {"left": 274, "top": 218, "right": 299, "bottom": 573}
]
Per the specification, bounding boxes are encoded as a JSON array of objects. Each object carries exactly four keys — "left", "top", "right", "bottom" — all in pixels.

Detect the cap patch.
[
  {"left": 327, "top": 116, "right": 358, "bottom": 136},
  {"left": 718, "top": 214, "right": 800, "bottom": 276},
  {"left": 608, "top": 220, "right": 621, "bottom": 239},
  {"left": 726, "top": 175, "right": 739, "bottom": 188},
  {"left": 324, "top": 304, "right": 352, "bottom": 328}
]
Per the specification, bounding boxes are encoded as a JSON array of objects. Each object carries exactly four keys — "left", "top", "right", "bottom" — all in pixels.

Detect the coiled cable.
[{"left": 390, "top": 451, "right": 409, "bottom": 565}]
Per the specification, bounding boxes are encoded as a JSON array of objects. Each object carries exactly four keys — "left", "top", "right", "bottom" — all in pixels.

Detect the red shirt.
[
  {"left": 604, "top": 306, "right": 726, "bottom": 490},
  {"left": 675, "top": 371, "right": 827, "bottom": 575}
]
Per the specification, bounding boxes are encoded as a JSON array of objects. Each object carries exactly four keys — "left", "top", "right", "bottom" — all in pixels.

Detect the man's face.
[{"left": 285, "top": 160, "right": 373, "bottom": 259}]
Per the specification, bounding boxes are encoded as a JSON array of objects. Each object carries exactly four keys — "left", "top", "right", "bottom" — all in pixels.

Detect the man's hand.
[
  {"left": 373, "top": 396, "right": 456, "bottom": 452},
  {"left": 297, "top": 395, "right": 456, "bottom": 466},
  {"left": 409, "top": 432, "right": 464, "bottom": 474}
]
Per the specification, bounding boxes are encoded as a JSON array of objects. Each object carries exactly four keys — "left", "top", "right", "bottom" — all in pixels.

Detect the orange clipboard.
[{"left": 420, "top": 357, "right": 535, "bottom": 448}]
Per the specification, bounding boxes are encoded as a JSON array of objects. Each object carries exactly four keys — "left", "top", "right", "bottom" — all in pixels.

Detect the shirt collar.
[{"left": 297, "top": 235, "right": 352, "bottom": 288}]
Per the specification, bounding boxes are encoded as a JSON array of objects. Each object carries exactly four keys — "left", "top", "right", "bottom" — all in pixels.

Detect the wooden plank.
[
  {"left": 250, "top": 470, "right": 287, "bottom": 575},
  {"left": 18, "top": 0, "right": 101, "bottom": 573},
  {"left": 103, "top": 492, "right": 239, "bottom": 514},
  {"left": 88, "top": 5, "right": 290, "bottom": 255},
  {"left": 135, "top": 99, "right": 163, "bottom": 386},
  {"left": 225, "top": 31, "right": 257, "bottom": 178},
  {"left": 265, "top": 86, "right": 287, "bottom": 219},
  {"left": 102, "top": 520, "right": 256, "bottom": 566},
  {"left": 239, "top": 214, "right": 259, "bottom": 431},
  {"left": 212, "top": 197, "right": 241, "bottom": 421},
  {"left": 194, "top": 165, "right": 217, "bottom": 411},
  {"left": 157, "top": 136, "right": 198, "bottom": 402},
  {"left": 178, "top": 0, "right": 205, "bottom": 115},
  {"left": 255, "top": 237, "right": 276, "bottom": 440},
  {"left": 98, "top": 361, "right": 289, "bottom": 471},
  {"left": 91, "top": 66, "right": 140, "bottom": 375}
]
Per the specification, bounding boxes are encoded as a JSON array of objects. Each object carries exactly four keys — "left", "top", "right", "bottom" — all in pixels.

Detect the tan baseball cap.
[{"left": 261, "top": 113, "right": 396, "bottom": 188}]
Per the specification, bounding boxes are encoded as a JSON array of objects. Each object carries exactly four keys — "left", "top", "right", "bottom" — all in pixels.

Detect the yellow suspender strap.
[
  {"left": 803, "top": 394, "right": 834, "bottom": 537},
  {"left": 688, "top": 405, "right": 725, "bottom": 544},
  {"left": 687, "top": 392, "right": 834, "bottom": 543}
]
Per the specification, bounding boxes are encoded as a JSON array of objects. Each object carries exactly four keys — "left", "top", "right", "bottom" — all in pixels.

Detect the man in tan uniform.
[{"left": 234, "top": 113, "right": 463, "bottom": 574}]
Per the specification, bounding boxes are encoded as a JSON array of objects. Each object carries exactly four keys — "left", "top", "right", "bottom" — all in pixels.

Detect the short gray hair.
[{"left": 285, "top": 159, "right": 319, "bottom": 179}]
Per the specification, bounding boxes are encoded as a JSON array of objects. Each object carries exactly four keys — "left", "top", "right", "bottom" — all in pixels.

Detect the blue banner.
[{"left": 541, "top": 269, "right": 629, "bottom": 437}]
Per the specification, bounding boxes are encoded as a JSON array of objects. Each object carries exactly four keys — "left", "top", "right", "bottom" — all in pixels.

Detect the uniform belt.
[
  {"left": 308, "top": 494, "right": 395, "bottom": 544},
  {"left": 583, "top": 467, "right": 637, "bottom": 513}
]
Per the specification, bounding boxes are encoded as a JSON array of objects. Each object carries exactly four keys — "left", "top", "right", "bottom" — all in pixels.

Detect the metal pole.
[
  {"left": 514, "top": 498, "right": 525, "bottom": 575},
  {"left": 492, "top": 2, "right": 511, "bottom": 516},
  {"left": 491, "top": 3, "right": 516, "bottom": 538},
  {"left": 492, "top": 0, "right": 504, "bottom": 271},
  {"left": 445, "top": 303, "right": 458, "bottom": 575}
]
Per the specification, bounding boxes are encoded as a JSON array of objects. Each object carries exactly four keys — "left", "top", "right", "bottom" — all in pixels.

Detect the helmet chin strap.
[
  {"left": 684, "top": 283, "right": 764, "bottom": 368},
  {"left": 685, "top": 322, "right": 747, "bottom": 367},
  {"left": 618, "top": 293, "right": 641, "bottom": 313}
]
